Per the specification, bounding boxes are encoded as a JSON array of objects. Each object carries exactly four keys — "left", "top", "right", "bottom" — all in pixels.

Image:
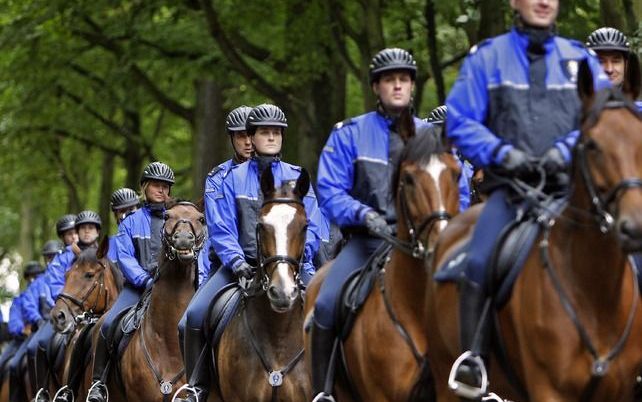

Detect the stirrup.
[
  {"left": 171, "top": 384, "right": 199, "bottom": 402},
  {"left": 311, "top": 392, "right": 336, "bottom": 402},
  {"left": 35, "top": 387, "right": 50, "bottom": 402},
  {"left": 448, "top": 351, "right": 489, "bottom": 400},
  {"left": 53, "top": 385, "right": 74, "bottom": 402},
  {"left": 86, "top": 381, "right": 109, "bottom": 402}
]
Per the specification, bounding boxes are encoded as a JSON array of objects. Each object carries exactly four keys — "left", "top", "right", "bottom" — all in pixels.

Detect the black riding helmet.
[
  {"left": 41, "top": 240, "right": 63, "bottom": 257},
  {"left": 140, "top": 161, "right": 175, "bottom": 186},
  {"left": 110, "top": 188, "right": 140, "bottom": 211},
  {"left": 426, "top": 105, "right": 448, "bottom": 125},
  {"left": 245, "top": 104, "right": 288, "bottom": 136},
  {"left": 226, "top": 106, "right": 253, "bottom": 133},
  {"left": 23, "top": 261, "right": 45, "bottom": 278},
  {"left": 369, "top": 48, "right": 417, "bottom": 84},
  {"left": 586, "top": 27, "right": 630, "bottom": 53},
  {"left": 75, "top": 210, "right": 102, "bottom": 230},
  {"left": 56, "top": 214, "right": 76, "bottom": 236}
]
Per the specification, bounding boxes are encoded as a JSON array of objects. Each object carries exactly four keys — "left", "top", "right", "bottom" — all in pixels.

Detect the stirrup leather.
[
  {"left": 311, "top": 392, "right": 337, "bottom": 402},
  {"left": 448, "top": 350, "right": 489, "bottom": 399},
  {"left": 86, "top": 381, "right": 109, "bottom": 402},
  {"left": 171, "top": 384, "right": 200, "bottom": 402}
]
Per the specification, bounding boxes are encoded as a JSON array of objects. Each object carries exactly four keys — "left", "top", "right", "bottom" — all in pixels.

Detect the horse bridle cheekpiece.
[
  {"left": 254, "top": 198, "right": 306, "bottom": 292},
  {"left": 56, "top": 260, "right": 108, "bottom": 325},
  {"left": 577, "top": 98, "right": 642, "bottom": 233},
  {"left": 162, "top": 201, "right": 206, "bottom": 260}
]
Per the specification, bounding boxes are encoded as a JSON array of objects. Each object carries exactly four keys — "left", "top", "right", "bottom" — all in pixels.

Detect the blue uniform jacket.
[
  {"left": 447, "top": 28, "right": 610, "bottom": 168},
  {"left": 20, "top": 275, "right": 50, "bottom": 324},
  {"left": 114, "top": 205, "right": 163, "bottom": 289},
  {"left": 8, "top": 295, "right": 25, "bottom": 336},
  {"left": 210, "top": 158, "right": 322, "bottom": 281},
  {"left": 317, "top": 112, "right": 432, "bottom": 228}
]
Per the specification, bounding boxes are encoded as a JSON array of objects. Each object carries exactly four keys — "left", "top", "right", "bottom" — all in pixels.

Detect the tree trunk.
[
  {"left": 99, "top": 152, "right": 115, "bottom": 234},
  {"left": 600, "top": 0, "right": 627, "bottom": 30},
  {"left": 193, "top": 79, "right": 225, "bottom": 200}
]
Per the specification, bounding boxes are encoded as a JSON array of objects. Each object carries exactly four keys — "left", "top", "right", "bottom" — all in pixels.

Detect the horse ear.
[
  {"left": 96, "top": 236, "right": 109, "bottom": 259},
  {"left": 260, "top": 167, "right": 275, "bottom": 200},
  {"left": 577, "top": 58, "right": 595, "bottom": 105},
  {"left": 622, "top": 53, "right": 641, "bottom": 101},
  {"left": 293, "top": 168, "right": 310, "bottom": 201},
  {"left": 396, "top": 107, "right": 416, "bottom": 143}
]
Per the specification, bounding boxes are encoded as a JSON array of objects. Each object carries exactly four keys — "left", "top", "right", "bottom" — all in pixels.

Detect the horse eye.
[{"left": 84, "top": 272, "right": 95, "bottom": 279}]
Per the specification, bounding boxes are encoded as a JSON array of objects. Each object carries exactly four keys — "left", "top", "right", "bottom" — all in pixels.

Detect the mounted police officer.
[
  {"left": 31, "top": 211, "right": 102, "bottom": 401},
  {"left": 174, "top": 104, "right": 323, "bottom": 402},
  {"left": 310, "top": 47, "right": 438, "bottom": 401},
  {"left": 586, "top": 27, "right": 642, "bottom": 111},
  {"left": 41, "top": 240, "right": 63, "bottom": 265},
  {"left": 8, "top": 261, "right": 46, "bottom": 402},
  {"left": 107, "top": 187, "right": 141, "bottom": 264},
  {"left": 87, "top": 161, "right": 175, "bottom": 402},
  {"left": 445, "top": 0, "right": 609, "bottom": 397}
]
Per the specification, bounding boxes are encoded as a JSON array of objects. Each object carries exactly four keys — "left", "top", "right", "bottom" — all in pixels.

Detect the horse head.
[
  {"left": 256, "top": 166, "right": 309, "bottom": 313},
  {"left": 51, "top": 247, "right": 121, "bottom": 334},
  {"left": 575, "top": 57, "right": 642, "bottom": 251},
  {"left": 162, "top": 200, "right": 206, "bottom": 264},
  {"left": 393, "top": 125, "right": 462, "bottom": 258}
]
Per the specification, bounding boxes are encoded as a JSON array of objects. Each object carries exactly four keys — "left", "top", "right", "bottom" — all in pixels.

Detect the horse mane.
[{"left": 392, "top": 125, "right": 449, "bottom": 201}]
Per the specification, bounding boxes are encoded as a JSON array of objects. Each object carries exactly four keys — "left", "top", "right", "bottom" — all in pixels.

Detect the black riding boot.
[
  {"left": 310, "top": 320, "right": 338, "bottom": 402},
  {"left": 450, "top": 279, "right": 491, "bottom": 400},
  {"left": 174, "top": 327, "right": 210, "bottom": 402},
  {"left": 86, "top": 334, "right": 111, "bottom": 402}
]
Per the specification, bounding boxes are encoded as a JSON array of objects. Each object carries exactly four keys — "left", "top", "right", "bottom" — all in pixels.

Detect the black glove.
[
  {"left": 501, "top": 148, "right": 533, "bottom": 176},
  {"left": 364, "top": 211, "right": 392, "bottom": 237},
  {"left": 234, "top": 261, "right": 254, "bottom": 280},
  {"left": 540, "top": 147, "right": 566, "bottom": 174}
]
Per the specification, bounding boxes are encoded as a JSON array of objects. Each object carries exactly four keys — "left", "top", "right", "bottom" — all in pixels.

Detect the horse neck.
[
  {"left": 554, "top": 171, "right": 629, "bottom": 313},
  {"left": 144, "top": 255, "right": 195, "bottom": 340},
  {"left": 245, "top": 293, "right": 304, "bottom": 350}
]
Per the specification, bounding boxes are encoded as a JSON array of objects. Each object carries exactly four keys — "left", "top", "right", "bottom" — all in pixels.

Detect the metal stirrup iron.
[
  {"left": 171, "top": 384, "right": 199, "bottom": 402},
  {"left": 448, "top": 350, "right": 489, "bottom": 400}
]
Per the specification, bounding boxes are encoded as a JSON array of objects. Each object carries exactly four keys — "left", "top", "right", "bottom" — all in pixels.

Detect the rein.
[{"left": 56, "top": 261, "right": 109, "bottom": 327}]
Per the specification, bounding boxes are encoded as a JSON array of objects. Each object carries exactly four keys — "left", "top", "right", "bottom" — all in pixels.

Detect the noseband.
[
  {"left": 161, "top": 201, "right": 206, "bottom": 260},
  {"left": 252, "top": 198, "right": 306, "bottom": 293},
  {"left": 577, "top": 98, "right": 642, "bottom": 233},
  {"left": 56, "top": 260, "right": 109, "bottom": 325}
]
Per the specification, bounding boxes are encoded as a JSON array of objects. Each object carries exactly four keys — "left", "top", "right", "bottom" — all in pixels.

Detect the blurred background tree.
[{"left": 0, "top": 0, "right": 637, "bottom": 304}]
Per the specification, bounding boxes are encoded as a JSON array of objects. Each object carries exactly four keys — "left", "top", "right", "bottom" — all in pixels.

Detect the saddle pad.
[{"left": 336, "top": 243, "right": 392, "bottom": 339}]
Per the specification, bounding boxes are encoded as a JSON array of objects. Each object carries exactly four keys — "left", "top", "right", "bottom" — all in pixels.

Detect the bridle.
[
  {"left": 56, "top": 260, "right": 109, "bottom": 327},
  {"left": 161, "top": 201, "right": 206, "bottom": 261},
  {"left": 377, "top": 176, "right": 451, "bottom": 259},
  {"left": 251, "top": 197, "right": 306, "bottom": 294}
]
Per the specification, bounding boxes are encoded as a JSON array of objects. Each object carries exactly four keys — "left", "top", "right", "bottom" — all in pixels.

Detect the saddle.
[
  {"left": 434, "top": 196, "right": 567, "bottom": 306},
  {"left": 336, "top": 243, "right": 392, "bottom": 339}
]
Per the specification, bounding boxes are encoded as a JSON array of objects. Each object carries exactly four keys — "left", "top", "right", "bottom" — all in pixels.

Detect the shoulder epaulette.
[
  {"left": 469, "top": 38, "right": 492, "bottom": 55},
  {"left": 333, "top": 118, "right": 354, "bottom": 130}
]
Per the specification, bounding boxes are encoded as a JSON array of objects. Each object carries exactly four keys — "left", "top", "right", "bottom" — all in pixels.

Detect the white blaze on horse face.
[
  {"left": 425, "top": 155, "right": 448, "bottom": 231},
  {"left": 263, "top": 204, "right": 298, "bottom": 290}
]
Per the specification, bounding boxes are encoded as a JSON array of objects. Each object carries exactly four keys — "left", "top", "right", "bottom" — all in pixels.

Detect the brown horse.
[
  {"left": 304, "top": 126, "right": 463, "bottom": 401},
  {"left": 107, "top": 201, "right": 205, "bottom": 402},
  {"left": 426, "top": 59, "right": 642, "bottom": 401},
  {"left": 46, "top": 246, "right": 122, "bottom": 402},
  {"left": 212, "top": 167, "right": 312, "bottom": 401}
]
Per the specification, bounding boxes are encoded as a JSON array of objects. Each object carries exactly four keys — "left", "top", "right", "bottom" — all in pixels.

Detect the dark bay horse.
[
  {"left": 213, "top": 167, "right": 312, "bottom": 401},
  {"left": 48, "top": 247, "right": 122, "bottom": 401},
  {"left": 426, "top": 59, "right": 642, "bottom": 401},
  {"left": 108, "top": 201, "right": 205, "bottom": 402},
  {"left": 304, "top": 125, "right": 463, "bottom": 401}
]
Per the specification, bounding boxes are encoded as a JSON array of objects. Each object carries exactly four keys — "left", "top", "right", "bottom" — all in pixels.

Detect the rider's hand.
[
  {"left": 234, "top": 261, "right": 253, "bottom": 280},
  {"left": 540, "top": 147, "right": 566, "bottom": 174},
  {"left": 364, "top": 211, "right": 392, "bottom": 237},
  {"left": 500, "top": 148, "right": 533, "bottom": 177}
]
